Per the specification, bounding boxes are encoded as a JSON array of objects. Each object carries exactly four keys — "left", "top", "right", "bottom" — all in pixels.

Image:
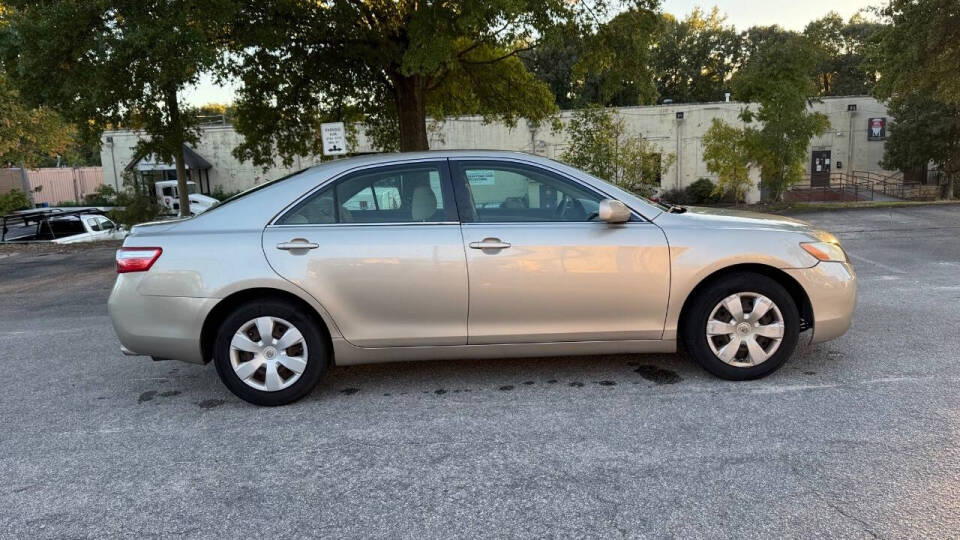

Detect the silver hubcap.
[
  {"left": 229, "top": 316, "right": 308, "bottom": 392},
  {"left": 706, "top": 292, "right": 785, "bottom": 367}
]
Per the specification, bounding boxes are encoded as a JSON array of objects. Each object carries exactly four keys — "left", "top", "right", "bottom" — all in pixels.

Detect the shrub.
[
  {"left": 659, "top": 188, "right": 689, "bottom": 205},
  {"left": 108, "top": 189, "right": 163, "bottom": 229},
  {"left": 210, "top": 185, "right": 242, "bottom": 201},
  {"left": 83, "top": 184, "right": 118, "bottom": 206},
  {"left": 0, "top": 189, "right": 31, "bottom": 215},
  {"left": 684, "top": 178, "right": 719, "bottom": 204}
]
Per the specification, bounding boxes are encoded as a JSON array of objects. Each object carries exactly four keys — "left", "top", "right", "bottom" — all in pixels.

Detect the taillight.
[{"left": 116, "top": 247, "right": 163, "bottom": 274}]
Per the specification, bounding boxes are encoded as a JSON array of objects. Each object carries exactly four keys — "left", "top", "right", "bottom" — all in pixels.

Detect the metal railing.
[{"left": 787, "top": 170, "right": 941, "bottom": 202}]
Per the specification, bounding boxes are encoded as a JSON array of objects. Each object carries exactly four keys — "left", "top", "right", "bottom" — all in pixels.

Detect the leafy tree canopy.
[
  {"left": 0, "top": 4, "right": 72, "bottom": 168},
  {"left": 4, "top": 0, "right": 236, "bottom": 215},
  {"left": 701, "top": 119, "right": 753, "bottom": 203},
  {"left": 559, "top": 105, "right": 673, "bottom": 196},
  {"left": 803, "top": 12, "right": 883, "bottom": 96},
  {"left": 229, "top": 0, "right": 659, "bottom": 164},
  {"left": 733, "top": 34, "right": 830, "bottom": 200},
  {"left": 873, "top": 0, "right": 960, "bottom": 105},
  {"left": 652, "top": 7, "right": 741, "bottom": 104}
]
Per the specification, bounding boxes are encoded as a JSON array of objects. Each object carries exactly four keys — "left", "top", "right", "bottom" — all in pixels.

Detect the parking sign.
[{"left": 321, "top": 122, "right": 347, "bottom": 156}]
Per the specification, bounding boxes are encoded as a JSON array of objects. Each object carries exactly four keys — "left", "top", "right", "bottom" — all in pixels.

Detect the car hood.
[{"left": 657, "top": 206, "right": 838, "bottom": 242}]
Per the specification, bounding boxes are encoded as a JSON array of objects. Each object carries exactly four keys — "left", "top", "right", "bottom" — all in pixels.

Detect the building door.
[{"left": 811, "top": 151, "right": 831, "bottom": 187}]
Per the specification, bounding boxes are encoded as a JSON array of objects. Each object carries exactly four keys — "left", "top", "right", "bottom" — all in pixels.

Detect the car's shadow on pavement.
[{"left": 135, "top": 341, "right": 841, "bottom": 409}]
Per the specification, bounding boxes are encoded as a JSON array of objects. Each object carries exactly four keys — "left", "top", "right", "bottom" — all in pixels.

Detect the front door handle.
[
  {"left": 469, "top": 238, "right": 511, "bottom": 250},
  {"left": 277, "top": 239, "right": 319, "bottom": 251}
]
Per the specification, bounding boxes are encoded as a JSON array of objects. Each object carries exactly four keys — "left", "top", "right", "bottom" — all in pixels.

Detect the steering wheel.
[{"left": 554, "top": 195, "right": 587, "bottom": 221}]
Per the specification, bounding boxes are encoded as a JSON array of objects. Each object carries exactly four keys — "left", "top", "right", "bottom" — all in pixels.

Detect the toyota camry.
[{"left": 109, "top": 151, "right": 856, "bottom": 405}]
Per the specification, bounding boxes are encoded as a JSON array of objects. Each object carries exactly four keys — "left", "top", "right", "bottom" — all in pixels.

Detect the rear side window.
[{"left": 277, "top": 163, "right": 456, "bottom": 225}]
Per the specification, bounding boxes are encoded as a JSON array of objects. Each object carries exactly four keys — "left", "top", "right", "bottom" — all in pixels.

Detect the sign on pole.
[{"left": 321, "top": 122, "right": 347, "bottom": 156}]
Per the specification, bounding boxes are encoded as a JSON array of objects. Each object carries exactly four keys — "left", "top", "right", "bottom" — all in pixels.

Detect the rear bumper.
[
  {"left": 108, "top": 273, "right": 215, "bottom": 364},
  {"left": 784, "top": 262, "right": 857, "bottom": 345}
]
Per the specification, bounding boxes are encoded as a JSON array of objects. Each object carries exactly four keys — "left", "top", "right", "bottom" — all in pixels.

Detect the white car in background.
[{"left": 154, "top": 180, "right": 219, "bottom": 215}]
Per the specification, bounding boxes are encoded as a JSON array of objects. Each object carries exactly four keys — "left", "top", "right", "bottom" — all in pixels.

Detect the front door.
[
  {"left": 450, "top": 160, "right": 671, "bottom": 344},
  {"left": 811, "top": 150, "right": 831, "bottom": 187},
  {"left": 263, "top": 161, "right": 468, "bottom": 347}
]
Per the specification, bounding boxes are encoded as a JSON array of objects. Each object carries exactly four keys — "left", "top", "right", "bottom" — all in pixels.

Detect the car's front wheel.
[
  {"left": 682, "top": 272, "right": 800, "bottom": 380},
  {"left": 213, "top": 299, "right": 328, "bottom": 406}
]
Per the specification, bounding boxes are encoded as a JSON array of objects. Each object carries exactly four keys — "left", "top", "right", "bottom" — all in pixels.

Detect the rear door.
[
  {"left": 450, "top": 159, "right": 670, "bottom": 344},
  {"left": 263, "top": 160, "right": 469, "bottom": 347}
]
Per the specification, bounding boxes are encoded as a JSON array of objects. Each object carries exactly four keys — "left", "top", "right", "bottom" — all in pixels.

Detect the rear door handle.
[
  {"left": 277, "top": 239, "right": 319, "bottom": 250},
  {"left": 469, "top": 238, "right": 511, "bottom": 250}
]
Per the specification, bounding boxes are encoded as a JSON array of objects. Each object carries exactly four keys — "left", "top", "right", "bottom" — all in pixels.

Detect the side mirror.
[{"left": 598, "top": 199, "right": 631, "bottom": 223}]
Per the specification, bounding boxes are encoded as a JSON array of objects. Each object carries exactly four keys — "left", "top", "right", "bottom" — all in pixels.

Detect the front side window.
[
  {"left": 278, "top": 163, "right": 455, "bottom": 225},
  {"left": 452, "top": 161, "right": 607, "bottom": 223}
]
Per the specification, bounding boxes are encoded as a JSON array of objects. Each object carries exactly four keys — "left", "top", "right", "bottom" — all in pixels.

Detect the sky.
[{"left": 183, "top": 0, "right": 878, "bottom": 106}]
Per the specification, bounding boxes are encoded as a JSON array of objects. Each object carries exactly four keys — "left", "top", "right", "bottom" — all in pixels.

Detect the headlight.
[{"left": 801, "top": 241, "right": 848, "bottom": 263}]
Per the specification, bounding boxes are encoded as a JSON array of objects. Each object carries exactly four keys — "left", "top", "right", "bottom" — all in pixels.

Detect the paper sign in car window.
[{"left": 466, "top": 170, "right": 496, "bottom": 186}]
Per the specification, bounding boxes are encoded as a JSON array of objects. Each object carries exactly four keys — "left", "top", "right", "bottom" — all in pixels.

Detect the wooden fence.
[{"left": 0, "top": 167, "right": 105, "bottom": 206}]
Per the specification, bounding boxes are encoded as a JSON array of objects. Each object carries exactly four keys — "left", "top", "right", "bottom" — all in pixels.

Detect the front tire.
[
  {"left": 682, "top": 272, "right": 800, "bottom": 380},
  {"left": 213, "top": 299, "right": 329, "bottom": 406}
]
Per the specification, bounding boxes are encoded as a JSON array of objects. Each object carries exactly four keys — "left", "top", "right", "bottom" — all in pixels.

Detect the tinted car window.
[
  {"left": 453, "top": 162, "right": 606, "bottom": 223},
  {"left": 279, "top": 164, "right": 453, "bottom": 225}
]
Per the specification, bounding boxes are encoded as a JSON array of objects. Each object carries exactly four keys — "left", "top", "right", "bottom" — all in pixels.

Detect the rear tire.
[
  {"left": 213, "top": 299, "right": 328, "bottom": 406},
  {"left": 682, "top": 272, "right": 800, "bottom": 380}
]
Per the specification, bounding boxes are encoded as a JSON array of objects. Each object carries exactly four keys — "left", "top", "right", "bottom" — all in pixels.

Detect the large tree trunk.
[
  {"left": 393, "top": 74, "right": 429, "bottom": 152},
  {"left": 165, "top": 88, "right": 191, "bottom": 217}
]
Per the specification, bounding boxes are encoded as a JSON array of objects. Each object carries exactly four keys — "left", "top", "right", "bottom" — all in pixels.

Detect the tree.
[
  {"left": 874, "top": 0, "right": 960, "bottom": 106},
  {"left": 229, "top": 0, "right": 657, "bottom": 164},
  {"left": 804, "top": 12, "right": 883, "bottom": 96},
  {"left": 5, "top": 1, "right": 236, "bottom": 217},
  {"left": 702, "top": 119, "right": 753, "bottom": 203},
  {"left": 873, "top": 0, "right": 960, "bottom": 199},
  {"left": 560, "top": 106, "right": 673, "bottom": 196},
  {"left": 881, "top": 93, "right": 959, "bottom": 199},
  {"left": 653, "top": 8, "right": 741, "bottom": 103},
  {"left": 0, "top": 4, "right": 72, "bottom": 168},
  {"left": 733, "top": 35, "right": 830, "bottom": 200}
]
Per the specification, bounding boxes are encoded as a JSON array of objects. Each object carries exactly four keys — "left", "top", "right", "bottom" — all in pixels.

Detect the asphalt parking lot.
[{"left": 2, "top": 205, "right": 959, "bottom": 538}]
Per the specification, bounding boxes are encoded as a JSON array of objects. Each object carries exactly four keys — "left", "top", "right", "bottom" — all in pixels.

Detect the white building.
[{"left": 101, "top": 96, "right": 896, "bottom": 203}]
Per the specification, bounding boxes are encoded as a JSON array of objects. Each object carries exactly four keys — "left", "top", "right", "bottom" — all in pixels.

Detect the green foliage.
[
  {"left": 210, "top": 186, "right": 242, "bottom": 202},
  {"left": 684, "top": 178, "right": 720, "bottom": 204},
  {"left": 83, "top": 184, "right": 117, "bottom": 206},
  {"left": 0, "top": 71, "right": 73, "bottom": 167},
  {"left": 653, "top": 8, "right": 741, "bottom": 103},
  {"left": 523, "top": 6, "right": 662, "bottom": 109},
  {"left": 803, "top": 12, "right": 883, "bottom": 97},
  {"left": 732, "top": 35, "right": 831, "bottom": 200},
  {"left": 873, "top": 0, "right": 960, "bottom": 106},
  {"left": 0, "top": 187, "right": 29, "bottom": 215},
  {"left": 228, "top": 0, "right": 645, "bottom": 159},
  {"left": 559, "top": 106, "right": 674, "bottom": 196},
  {"left": 108, "top": 189, "right": 163, "bottom": 229},
  {"left": 881, "top": 93, "right": 960, "bottom": 199},
  {"left": 6, "top": 0, "right": 236, "bottom": 216},
  {"left": 702, "top": 119, "right": 754, "bottom": 203}
]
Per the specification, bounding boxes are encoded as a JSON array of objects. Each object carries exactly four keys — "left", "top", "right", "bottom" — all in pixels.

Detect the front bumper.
[
  {"left": 108, "top": 273, "right": 216, "bottom": 364},
  {"left": 784, "top": 262, "right": 857, "bottom": 345}
]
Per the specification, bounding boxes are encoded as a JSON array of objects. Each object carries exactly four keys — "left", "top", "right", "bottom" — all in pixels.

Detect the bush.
[
  {"left": 83, "top": 184, "right": 118, "bottom": 206},
  {"left": 684, "top": 178, "right": 720, "bottom": 204},
  {"left": 210, "top": 185, "right": 242, "bottom": 201},
  {"left": 108, "top": 189, "right": 163, "bottom": 229},
  {"left": 659, "top": 187, "right": 689, "bottom": 205},
  {"left": 0, "top": 189, "right": 31, "bottom": 215}
]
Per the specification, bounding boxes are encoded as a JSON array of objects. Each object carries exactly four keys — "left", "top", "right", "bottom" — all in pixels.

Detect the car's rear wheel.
[
  {"left": 213, "top": 299, "right": 328, "bottom": 406},
  {"left": 682, "top": 272, "right": 800, "bottom": 380}
]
